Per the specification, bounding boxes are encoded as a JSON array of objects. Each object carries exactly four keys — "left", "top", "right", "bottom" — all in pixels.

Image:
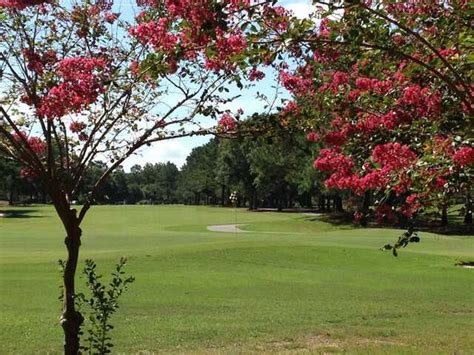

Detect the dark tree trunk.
[
  {"left": 334, "top": 193, "right": 343, "bottom": 212},
  {"left": 362, "top": 191, "right": 371, "bottom": 213},
  {"left": 441, "top": 204, "right": 448, "bottom": 226},
  {"left": 360, "top": 191, "right": 371, "bottom": 227},
  {"left": 319, "top": 195, "right": 325, "bottom": 212},
  {"left": 465, "top": 193, "right": 472, "bottom": 224},
  {"left": 221, "top": 185, "right": 226, "bottom": 207},
  {"left": 250, "top": 190, "right": 258, "bottom": 210},
  {"left": 326, "top": 197, "right": 331, "bottom": 212},
  {"left": 50, "top": 189, "right": 84, "bottom": 355},
  {"left": 277, "top": 187, "right": 283, "bottom": 212},
  {"left": 8, "top": 188, "right": 14, "bottom": 205},
  {"left": 61, "top": 219, "right": 83, "bottom": 355}
]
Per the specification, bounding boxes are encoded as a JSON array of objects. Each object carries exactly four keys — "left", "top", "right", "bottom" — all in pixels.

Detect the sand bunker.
[{"left": 207, "top": 224, "right": 247, "bottom": 233}]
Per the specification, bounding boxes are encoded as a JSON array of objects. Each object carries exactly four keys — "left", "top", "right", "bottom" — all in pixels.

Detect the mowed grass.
[{"left": 0, "top": 205, "right": 473, "bottom": 354}]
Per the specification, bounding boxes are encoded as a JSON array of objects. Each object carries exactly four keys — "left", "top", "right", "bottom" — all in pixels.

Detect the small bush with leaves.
[
  {"left": 382, "top": 226, "right": 420, "bottom": 257},
  {"left": 58, "top": 258, "right": 135, "bottom": 354}
]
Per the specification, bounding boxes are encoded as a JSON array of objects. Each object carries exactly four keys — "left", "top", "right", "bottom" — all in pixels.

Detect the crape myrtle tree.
[
  {"left": 267, "top": 1, "right": 473, "bottom": 233},
  {"left": 0, "top": 0, "right": 293, "bottom": 352}
]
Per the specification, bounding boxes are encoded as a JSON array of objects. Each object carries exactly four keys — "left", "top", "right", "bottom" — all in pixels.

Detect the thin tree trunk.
[
  {"left": 277, "top": 187, "right": 283, "bottom": 212},
  {"left": 464, "top": 192, "right": 472, "bottom": 224},
  {"left": 221, "top": 185, "right": 226, "bottom": 207},
  {"left": 8, "top": 187, "right": 14, "bottom": 205},
  {"left": 441, "top": 204, "right": 448, "bottom": 226},
  {"left": 360, "top": 191, "right": 371, "bottom": 227},
  {"left": 334, "top": 193, "right": 343, "bottom": 212},
  {"left": 326, "top": 196, "right": 331, "bottom": 212},
  {"left": 319, "top": 195, "right": 325, "bottom": 212},
  {"left": 51, "top": 189, "right": 84, "bottom": 355},
  {"left": 61, "top": 216, "right": 83, "bottom": 355}
]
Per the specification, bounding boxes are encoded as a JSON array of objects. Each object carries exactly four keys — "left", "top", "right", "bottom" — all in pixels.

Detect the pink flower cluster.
[
  {"left": 399, "top": 193, "right": 423, "bottom": 218},
  {"left": 0, "top": 0, "right": 47, "bottom": 9},
  {"left": 324, "top": 130, "right": 348, "bottom": 146},
  {"left": 13, "top": 132, "right": 47, "bottom": 155},
  {"left": 314, "top": 148, "right": 354, "bottom": 174},
  {"left": 129, "top": 18, "right": 178, "bottom": 53},
  {"left": 262, "top": 5, "right": 290, "bottom": 32},
  {"left": 22, "top": 49, "right": 57, "bottom": 76},
  {"left": 355, "top": 111, "right": 401, "bottom": 132},
  {"left": 130, "top": 0, "right": 255, "bottom": 73},
  {"left": 397, "top": 85, "right": 441, "bottom": 118},
  {"left": 319, "top": 18, "right": 331, "bottom": 38},
  {"left": 104, "top": 11, "right": 118, "bottom": 24},
  {"left": 205, "top": 30, "right": 247, "bottom": 72},
  {"left": 279, "top": 70, "right": 313, "bottom": 96},
  {"left": 453, "top": 146, "right": 474, "bottom": 166},
  {"left": 218, "top": 113, "right": 236, "bottom": 132},
  {"left": 314, "top": 143, "right": 417, "bottom": 195},
  {"left": 318, "top": 71, "right": 349, "bottom": 93},
  {"left": 281, "top": 101, "right": 299, "bottom": 116},
  {"left": 372, "top": 143, "right": 417, "bottom": 171},
  {"left": 386, "top": 1, "right": 444, "bottom": 16},
  {"left": 375, "top": 204, "right": 398, "bottom": 223},
  {"left": 37, "top": 57, "right": 107, "bottom": 119},
  {"left": 306, "top": 132, "right": 319, "bottom": 142},
  {"left": 69, "top": 121, "right": 87, "bottom": 133},
  {"left": 355, "top": 77, "right": 393, "bottom": 95},
  {"left": 248, "top": 68, "right": 265, "bottom": 81}
]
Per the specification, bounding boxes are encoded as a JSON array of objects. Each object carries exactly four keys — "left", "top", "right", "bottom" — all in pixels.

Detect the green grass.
[{"left": 0, "top": 205, "right": 473, "bottom": 354}]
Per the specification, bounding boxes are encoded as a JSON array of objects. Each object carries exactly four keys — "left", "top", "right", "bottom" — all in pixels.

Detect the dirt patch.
[
  {"left": 241, "top": 333, "right": 404, "bottom": 354},
  {"left": 157, "top": 333, "right": 405, "bottom": 354},
  {"left": 207, "top": 224, "right": 247, "bottom": 233}
]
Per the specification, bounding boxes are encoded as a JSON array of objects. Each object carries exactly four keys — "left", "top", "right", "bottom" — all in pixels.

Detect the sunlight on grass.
[{"left": 0, "top": 205, "right": 473, "bottom": 353}]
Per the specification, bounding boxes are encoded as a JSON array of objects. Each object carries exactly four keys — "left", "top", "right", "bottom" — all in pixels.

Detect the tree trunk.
[
  {"left": 360, "top": 191, "right": 371, "bottom": 227},
  {"left": 8, "top": 188, "right": 14, "bottom": 205},
  {"left": 319, "top": 195, "right": 325, "bottom": 212},
  {"left": 441, "top": 204, "right": 448, "bottom": 226},
  {"left": 221, "top": 185, "right": 226, "bottom": 207},
  {"left": 51, "top": 190, "right": 84, "bottom": 355},
  {"left": 334, "top": 193, "right": 343, "bottom": 212},
  {"left": 61, "top": 221, "right": 84, "bottom": 354},
  {"left": 465, "top": 193, "right": 472, "bottom": 224},
  {"left": 326, "top": 196, "right": 331, "bottom": 212},
  {"left": 277, "top": 187, "right": 283, "bottom": 212}
]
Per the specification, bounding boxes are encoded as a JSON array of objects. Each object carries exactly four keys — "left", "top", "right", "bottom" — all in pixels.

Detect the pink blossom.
[
  {"left": 453, "top": 146, "right": 474, "bottom": 166},
  {"left": 218, "top": 113, "right": 236, "bottom": 132}
]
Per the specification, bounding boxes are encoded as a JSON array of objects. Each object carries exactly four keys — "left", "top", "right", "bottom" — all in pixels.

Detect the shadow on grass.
[
  {"left": 311, "top": 212, "right": 474, "bottom": 236},
  {"left": 0, "top": 209, "right": 42, "bottom": 218}
]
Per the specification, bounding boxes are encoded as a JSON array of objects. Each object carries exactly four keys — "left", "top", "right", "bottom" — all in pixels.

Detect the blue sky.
[{"left": 122, "top": 0, "right": 313, "bottom": 171}]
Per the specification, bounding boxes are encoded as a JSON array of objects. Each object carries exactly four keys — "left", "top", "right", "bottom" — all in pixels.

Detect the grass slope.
[{"left": 0, "top": 205, "right": 473, "bottom": 354}]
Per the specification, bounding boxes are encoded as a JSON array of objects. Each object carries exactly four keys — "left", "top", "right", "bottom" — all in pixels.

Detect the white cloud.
[{"left": 121, "top": 136, "right": 210, "bottom": 171}]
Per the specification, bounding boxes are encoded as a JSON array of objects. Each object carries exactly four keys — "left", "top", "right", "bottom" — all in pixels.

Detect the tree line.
[
  {"left": 2, "top": 127, "right": 469, "bottom": 227},
  {"left": 1, "top": 128, "right": 340, "bottom": 211}
]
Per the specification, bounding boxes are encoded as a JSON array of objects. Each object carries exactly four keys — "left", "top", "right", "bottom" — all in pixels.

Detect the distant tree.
[
  {"left": 245, "top": 128, "right": 315, "bottom": 210},
  {"left": 156, "top": 162, "right": 180, "bottom": 204},
  {"left": 178, "top": 139, "right": 219, "bottom": 205},
  {"left": 216, "top": 138, "right": 255, "bottom": 207}
]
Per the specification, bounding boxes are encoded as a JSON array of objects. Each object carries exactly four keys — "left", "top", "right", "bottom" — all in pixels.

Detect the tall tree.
[
  {"left": 0, "top": 1, "right": 286, "bottom": 351},
  {"left": 266, "top": 1, "right": 473, "bottom": 227}
]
